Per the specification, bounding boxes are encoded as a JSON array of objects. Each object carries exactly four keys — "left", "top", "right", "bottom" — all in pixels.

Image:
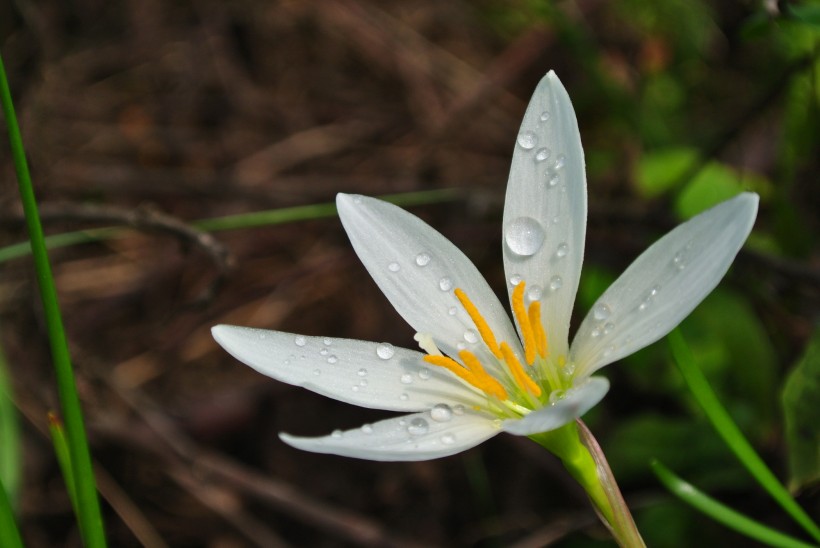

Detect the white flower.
[{"left": 212, "top": 71, "right": 758, "bottom": 461}]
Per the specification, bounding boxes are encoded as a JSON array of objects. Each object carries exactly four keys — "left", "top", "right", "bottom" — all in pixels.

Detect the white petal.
[
  {"left": 336, "top": 193, "right": 519, "bottom": 376},
  {"left": 571, "top": 193, "right": 759, "bottom": 378},
  {"left": 501, "top": 377, "right": 609, "bottom": 436},
  {"left": 503, "top": 71, "right": 587, "bottom": 358},
  {"left": 280, "top": 410, "right": 501, "bottom": 461},
  {"left": 212, "top": 326, "right": 487, "bottom": 412}
]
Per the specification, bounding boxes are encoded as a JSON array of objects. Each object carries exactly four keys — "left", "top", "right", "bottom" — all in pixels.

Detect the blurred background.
[{"left": 0, "top": 0, "right": 818, "bottom": 546}]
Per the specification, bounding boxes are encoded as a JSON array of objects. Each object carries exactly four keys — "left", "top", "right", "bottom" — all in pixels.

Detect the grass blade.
[
  {"left": 0, "top": 476, "right": 23, "bottom": 548},
  {"left": 0, "top": 53, "right": 107, "bottom": 546},
  {"left": 651, "top": 460, "right": 816, "bottom": 548},
  {"left": 0, "top": 344, "right": 21, "bottom": 506},
  {"left": 668, "top": 329, "right": 820, "bottom": 543}
]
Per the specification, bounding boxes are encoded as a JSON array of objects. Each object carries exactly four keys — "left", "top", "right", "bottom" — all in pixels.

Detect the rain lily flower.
[{"left": 212, "top": 71, "right": 758, "bottom": 463}]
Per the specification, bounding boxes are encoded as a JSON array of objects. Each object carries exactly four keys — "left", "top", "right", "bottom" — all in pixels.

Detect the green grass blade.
[
  {"left": 668, "top": 329, "right": 820, "bottom": 542},
  {"left": 651, "top": 460, "right": 817, "bottom": 548},
  {"left": 48, "top": 413, "right": 79, "bottom": 515},
  {"left": 0, "top": 53, "right": 107, "bottom": 546},
  {"left": 0, "top": 476, "right": 24, "bottom": 548},
  {"left": 0, "top": 344, "right": 21, "bottom": 506}
]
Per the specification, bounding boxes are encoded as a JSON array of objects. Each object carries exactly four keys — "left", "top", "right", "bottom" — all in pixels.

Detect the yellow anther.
[
  {"left": 454, "top": 288, "right": 502, "bottom": 359},
  {"left": 528, "top": 300, "right": 548, "bottom": 358},
  {"left": 500, "top": 342, "right": 542, "bottom": 397},
  {"left": 423, "top": 354, "right": 507, "bottom": 400},
  {"left": 511, "top": 282, "right": 537, "bottom": 364},
  {"left": 458, "top": 351, "right": 508, "bottom": 400}
]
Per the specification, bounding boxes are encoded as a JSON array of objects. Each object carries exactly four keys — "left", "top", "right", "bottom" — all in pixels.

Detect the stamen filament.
[
  {"left": 423, "top": 354, "right": 507, "bottom": 400},
  {"left": 500, "top": 342, "right": 542, "bottom": 397},
  {"left": 454, "top": 288, "right": 502, "bottom": 359},
  {"left": 458, "top": 350, "right": 508, "bottom": 400},
  {"left": 512, "top": 282, "right": 537, "bottom": 364},
  {"left": 528, "top": 300, "right": 548, "bottom": 358}
]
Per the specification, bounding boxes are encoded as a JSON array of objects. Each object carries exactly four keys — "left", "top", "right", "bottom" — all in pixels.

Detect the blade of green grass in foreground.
[
  {"left": 0, "top": 344, "right": 21, "bottom": 506},
  {"left": 0, "top": 189, "right": 460, "bottom": 263},
  {"left": 668, "top": 329, "right": 820, "bottom": 543},
  {"left": 0, "top": 477, "right": 23, "bottom": 548},
  {"left": 0, "top": 53, "right": 107, "bottom": 546},
  {"left": 651, "top": 460, "right": 816, "bottom": 548},
  {"left": 49, "top": 413, "right": 79, "bottom": 515}
]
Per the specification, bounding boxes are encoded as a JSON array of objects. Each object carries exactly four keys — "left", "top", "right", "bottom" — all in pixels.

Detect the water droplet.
[
  {"left": 552, "top": 216, "right": 560, "bottom": 225},
  {"left": 505, "top": 217, "right": 545, "bottom": 257},
  {"left": 555, "top": 154, "right": 567, "bottom": 170},
  {"left": 448, "top": 306, "right": 458, "bottom": 316},
  {"left": 549, "top": 275, "right": 563, "bottom": 291},
  {"left": 400, "top": 393, "right": 409, "bottom": 401},
  {"left": 357, "top": 368, "right": 368, "bottom": 377},
  {"left": 438, "top": 277, "right": 453, "bottom": 291},
  {"left": 407, "top": 418, "right": 429, "bottom": 435},
  {"left": 453, "top": 404, "right": 465, "bottom": 415},
  {"left": 313, "top": 368, "right": 321, "bottom": 376},
  {"left": 638, "top": 301, "right": 648, "bottom": 312},
  {"left": 353, "top": 196, "right": 363, "bottom": 204},
  {"left": 603, "top": 345, "right": 615, "bottom": 358},
  {"left": 548, "top": 389, "right": 565, "bottom": 405},
  {"left": 400, "top": 373, "right": 413, "bottom": 385},
  {"left": 539, "top": 111, "right": 551, "bottom": 122},
  {"left": 323, "top": 337, "right": 332, "bottom": 346},
  {"left": 361, "top": 424, "right": 373, "bottom": 434},
  {"left": 440, "top": 433, "right": 456, "bottom": 445},
  {"left": 359, "top": 379, "right": 368, "bottom": 387},
  {"left": 418, "top": 368, "right": 431, "bottom": 380},
  {"left": 430, "top": 404, "right": 453, "bottom": 422},
  {"left": 319, "top": 348, "right": 329, "bottom": 356},
  {"left": 351, "top": 385, "right": 359, "bottom": 392},
  {"left": 650, "top": 284, "right": 661, "bottom": 296},
  {"left": 546, "top": 171, "right": 560, "bottom": 187},
  {"left": 331, "top": 429, "right": 343, "bottom": 438},
  {"left": 535, "top": 147, "right": 551, "bottom": 162},
  {"left": 327, "top": 355, "right": 338, "bottom": 364},
  {"left": 415, "top": 252, "right": 431, "bottom": 266},
  {"left": 463, "top": 330, "right": 478, "bottom": 344},
  {"left": 388, "top": 261, "right": 401, "bottom": 272},
  {"left": 259, "top": 332, "right": 267, "bottom": 340},
  {"left": 591, "top": 327, "right": 601, "bottom": 338},
  {"left": 509, "top": 274, "right": 522, "bottom": 286},
  {"left": 376, "top": 343, "right": 395, "bottom": 360},
  {"left": 563, "top": 362, "right": 576, "bottom": 376},
  {"left": 672, "top": 251, "right": 686, "bottom": 270},
  {"left": 603, "top": 322, "right": 615, "bottom": 335},
  {"left": 593, "top": 303, "right": 611, "bottom": 321},
  {"left": 517, "top": 130, "right": 538, "bottom": 150},
  {"left": 294, "top": 335, "right": 307, "bottom": 347},
  {"left": 556, "top": 242, "right": 569, "bottom": 258},
  {"left": 527, "top": 285, "right": 543, "bottom": 301}
]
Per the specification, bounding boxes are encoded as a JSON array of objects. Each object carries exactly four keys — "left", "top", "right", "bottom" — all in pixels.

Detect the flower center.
[{"left": 421, "top": 281, "right": 568, "bottom": 411}]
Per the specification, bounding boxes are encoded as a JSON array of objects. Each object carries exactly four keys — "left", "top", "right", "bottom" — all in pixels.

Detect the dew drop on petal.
[
  {"left": 672, "top": 251, "right": 686, "bottom": 270},
  {"left": 400, "top": 392, "right": 409, "bottom": 401},
  {"left": 509, "top": 273, "right": 522, "bottom": 286},
  {"left": 415, "top": 252, "right": 431, "bottom": 266},
  {"left": 323, "top": 337, "right": 332, "bottom": 346},
  {"left": 549, "top": 275, "right": 563, "bottom": 291},
  {"left": 527, "top": 285, "right": 543, "bottom": 301},
  {"left": 407, "top": 418, "right": 429, "bottom": 435},
  {"left": 650, "top": 284, "right": 661, "bottom": 296},
  {"left": 313, "top": 369, "right": 321, "bottom": 376},
  {"left": 556, "top": 242, "right": 569, "bottom": 258},
  {"left": 591, "top": 327, "right": 601, "bottom": 338},
  {"left": 638, "top": 301, "right": 648, "bottom": 312},
  {"left": 327, "top": 355, "right": 338, "bottom": 364},
  {"left": 418, "top": 368, "right": 432, "bottom": 380},
  {"left": 331, "top": 429, "right": 343, "bottom": 438},
  {"left": 464, "top": 330, "right": 478, "bottom": 344},
  {"left": 603, "top": 322, "right": 615, "bottom": 335},
  {"left": 535, "top": 147, "right": 551, "bottom": 162},
  {"left": 440, "top": 433, "right": 456, "bottom": 445},
  {"left": 319, "top": 348, "right": 328, "bottom": 356},
  {"left": 400, "top": 373, "right": 413, "bottom": 384},
  {"left": 593, "top": 303, "right": 611, "bottom": 321},
  {"left": 388, "top": 261, "right": 401, "bottom": 273},
  {"left": 361, "top": 424, "right": 373, "bottom": 434},
  {"left": 351, "top": 385, "right": 359, "bottom": 392},
  {"left": 517, "top": 130, "right": 538, "bottom": 150},
  {"left": 294, "top": 335, "right": 307, "bottom": 347},
  {"left": 376, "top": 343, "right": 395, "bottom": 360},
  {"left": 555, "top": 154, "right": 567, "bottom": 170},
  {"left": 430, "top": 404, "right": 453, "bottom": 422},
  {"left": 505, "top": 217, "right": 545, "bottom": 257},
  {"left": 438, "top": 277, "right": 453, "bottom": 291},
  {"left": 359, "top": 379, "right": 368, "bottom": 387},
  {"left": 448, "top": 306, "right": 458, "bottom": 316},
  {"left": 453, "top": 404, "right": 465, "bottom": 415},
  {"left": 539, "top": 111, "right": 551, "bottom": 122},
  {"left": 603, "top": 345, "right": 616, "bottom": 358},
  {"left": 357, "top": 368, "right": 368, "bottom": 377},
  {"left": 548, "top": 389, "right": 565, "bottom": 404},
  {"left": 259, "top": 332, "right": 267, "bottom": 340},
  {"left": 546, "top": 172, "right": 560, "bottom": 187}
]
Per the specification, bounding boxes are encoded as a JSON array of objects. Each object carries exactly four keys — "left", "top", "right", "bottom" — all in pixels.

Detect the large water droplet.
[
  {"left": 517, "top": 130, "right": 537, "bottom": 150},
  {"left": 535, "top": 147, "right": 551, "bottom": 162},
  {"left": 376, "top": 343, "right": 395, "bottom": 360},
  {"left": 388, "top": 261, "right": 401, "bottom": 272},
  {"left": 415, "top": 252, "right": 431, "bottom": 267},
  {"left": 509, "top": 274, "right": 522, "bottom": 286},
  {"left": 407, "top": 418, "right": 429, "bottom": 435},
  {"left": 294, "top": 335, "right": 307, "bottom": 347},
  {"left": 593, "top": 303, "right": 611, "bottom": 321},
  {"left": 430, "top": 403, "right": 453, "bottom": 422},
  {"left": 539, "top": 111, "right": 551, "bottom": 122},
  {"left": 400, "top": 373, "right": 413, "bottom": 384},
  {"left": 440, "top": 433, "right": 456, "bottom": 445},
  {"left": 438, "top": 277, "right": 453, "bottom": 291},
  {"left": 556, "top": 242, "right": 569, "bottom": 258},
  {"left": 549, "top": 275, "right": 563, "bottom": 291},
  {"left": 505, "top": 217, "right": 545, "bottom": 257},
  {"left": 463, "top": 330, "right": 478, "bottom": 344},
  {"left": 527, "top": 285, "right": 543, "bottom": 301}
]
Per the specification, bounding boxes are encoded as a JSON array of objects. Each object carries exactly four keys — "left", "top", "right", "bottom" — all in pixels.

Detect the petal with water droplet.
[
  {"left": 212, "top": 326, "right": 486, "bottom": 411},
  {"left": 570, "top": 193, "right": 758, "bottom": 378},
  {"left": 501, "top": 377, "right": 609, "bottom": 435},
  {"left": 280, "top": 410, "right": 500, "bottom": 461},
  {"left": 503, "top": 71, "right": 587, "bottom": 357}
]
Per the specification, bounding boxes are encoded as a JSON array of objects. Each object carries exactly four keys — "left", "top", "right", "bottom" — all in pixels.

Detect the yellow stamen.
[
  {"left": 528, "top": 300, "right": 548, "bottom": 358},
  {"left": 454, "top": 288, "right": 502, "bottom": 359},
  {"left": 500, "top": 342, "right": 542, "bottom": 397},
  {"left": 423, "top": 354, "right": 507, "bottom": 400},
  {"left": 511, "top": 282, "right": 537, "bottom": 365},
  {"left": 458, "top": 351, "right": 508, "bottom": 400}
]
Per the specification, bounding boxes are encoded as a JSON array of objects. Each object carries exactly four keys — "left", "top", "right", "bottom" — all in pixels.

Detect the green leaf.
[
  {"left": 634, "top": 147, "right": 699, "bottom": 198},
  {"left": 674, "top": 162, "right": 770, "bottom": 219},
  {"left": 782, "top": 326, "right": 820, "bottom": 492},
  {"left": 0, "top": 477, "right": 23, "bottom": 548},
  {"left": 787, "top": 4, "right": 820, "bottom": 29},
  {"left": 0, "top": 345, "right": 20, "bottom": 506}
]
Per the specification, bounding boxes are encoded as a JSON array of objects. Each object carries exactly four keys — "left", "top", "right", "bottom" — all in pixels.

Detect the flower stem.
[{"left": 531, "top": 420, "right": 645, "bottom": 547}]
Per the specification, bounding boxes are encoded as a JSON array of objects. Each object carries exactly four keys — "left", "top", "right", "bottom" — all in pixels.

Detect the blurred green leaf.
[
  {"left": 0, "top": 346, "right": 20, "bottom": 506},
  {"left": 675, "top": 163, "right": 770, "bottom": 219},
  {"left": 787, "top": 4, "right": 820, "bottom": 29},
  {"left": 635, "top": 147, "right": 699, "bottom": 198},
  {"left": 782, "top": 326, "right": 820, "bottom": 492}
]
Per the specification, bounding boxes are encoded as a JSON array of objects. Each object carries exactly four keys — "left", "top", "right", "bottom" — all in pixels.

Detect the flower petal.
[
  {"left": 571, "top": 193, "right": 759, "bottom": 378},
  {"left": 502, "top": 71, "right": 587, "bottom": 358},
  {"left": 280, "top": 410, "right": 501, "bottom": 461},
  {"left": 212, "top": 326, "right": 487, "bottom": 412},
  {"left": 336, "top": 193, "right": 519, "bottom": 375},
  {"left": 501, "top": 377, "right": 609, "bottom": 436}
]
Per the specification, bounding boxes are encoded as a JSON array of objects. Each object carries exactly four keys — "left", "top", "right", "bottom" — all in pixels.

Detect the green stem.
[
  {"left": 0, "top": 53, "right": 107, "bottom": 546},
  {"left": 0, "top": 476, "right": 23, "bottom": 548}
]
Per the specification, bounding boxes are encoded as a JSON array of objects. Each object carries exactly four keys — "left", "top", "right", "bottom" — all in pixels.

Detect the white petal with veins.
[{"left": 280, "top": 410, "right": 501, "bottom": 461}]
